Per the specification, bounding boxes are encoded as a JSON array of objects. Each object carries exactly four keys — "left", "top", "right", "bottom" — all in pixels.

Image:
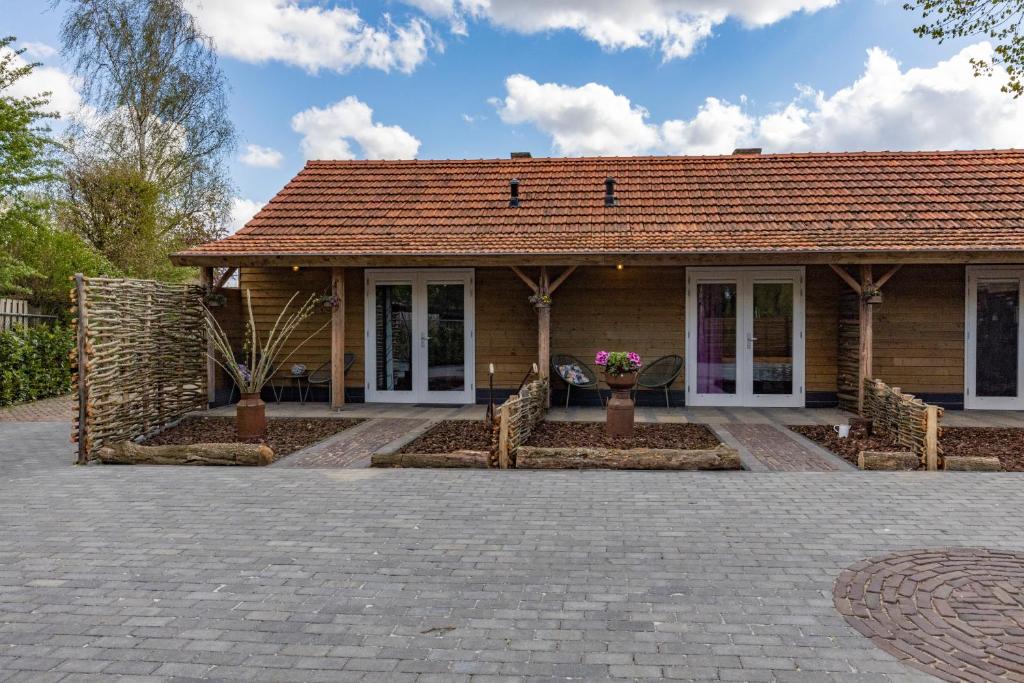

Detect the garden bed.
[
  {"left": 790, "top": 425, "right": 1023, "bottom": 471},
  {"left": 526, "top": 421, "right": 720, "bottom": 450},
  {"left": 398, "top": 419, "right": 492, "bottom": 454},
  {"left": 144, "top": 416, "right": 363, "bottom": 459}
]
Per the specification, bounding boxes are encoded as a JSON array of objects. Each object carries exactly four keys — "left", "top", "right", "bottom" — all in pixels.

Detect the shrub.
[{"left": 0, "top": 323, "right": 74, "bottom": 406}]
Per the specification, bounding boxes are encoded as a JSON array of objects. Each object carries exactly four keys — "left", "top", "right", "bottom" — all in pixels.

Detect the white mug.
[{"left": 833, "top": 424, "right": 851, "bottom": 439}]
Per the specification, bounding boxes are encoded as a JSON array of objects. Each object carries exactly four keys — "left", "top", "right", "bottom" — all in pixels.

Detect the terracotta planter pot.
[
  {"left": 603, "top": 371, "right": 637, "bottom": 437},
  {"left": 236, "top": 392, "right": 266, "bottom": 442}
]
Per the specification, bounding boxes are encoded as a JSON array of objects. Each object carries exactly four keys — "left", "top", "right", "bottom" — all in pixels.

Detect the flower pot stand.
[{"left": 604, "top": 372, "right": 637, "bottom": 437}]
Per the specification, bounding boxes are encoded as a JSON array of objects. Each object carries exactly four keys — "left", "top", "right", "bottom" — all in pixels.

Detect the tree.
[
  {"left": 904, "top": 0, "right": 1024, "bottom": 97},
  {"left": 0, "top": 35, "right": 112, "bottom": 305},
  {"left": 58, "top": 0, "right": 236, "bottom": 276}
]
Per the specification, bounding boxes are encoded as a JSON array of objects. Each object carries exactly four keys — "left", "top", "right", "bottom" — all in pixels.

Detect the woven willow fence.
[
  {"left": 71, "top": 275, "right": 207, "bottom": 463},
  {"left": 862, "top": 378, "right": 942, "bottom": 470},
  {"left": 490, "top": 379, "right": 548, "bottom": 468}
]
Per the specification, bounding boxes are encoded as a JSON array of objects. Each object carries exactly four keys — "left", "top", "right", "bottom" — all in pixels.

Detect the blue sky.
[{"left": 6, "top": 0, "right": 1024, "bottom": 231}]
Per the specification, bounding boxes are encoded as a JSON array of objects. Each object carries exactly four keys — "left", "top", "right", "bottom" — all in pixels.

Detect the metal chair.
[
  {"left": 635, "top": 354, "right": 684, "bottom": 407},
  {"left": 551, "top": 354, "right": 603, "bottom": 408},
  {"left": 307, "top": 353, "right": 355, "bottom": 400}
]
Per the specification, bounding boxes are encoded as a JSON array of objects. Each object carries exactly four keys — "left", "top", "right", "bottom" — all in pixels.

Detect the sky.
[{"left": 5, "top": 0, "right": 1024, "bottom": 234}]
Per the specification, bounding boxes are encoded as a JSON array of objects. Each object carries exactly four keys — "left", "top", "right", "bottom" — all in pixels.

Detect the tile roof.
[{"left": 176, "top": 149, "right": 1024, "bottom": 261}]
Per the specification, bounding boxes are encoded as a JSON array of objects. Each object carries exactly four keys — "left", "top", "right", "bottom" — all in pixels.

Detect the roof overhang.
[{"left": 171, "top": 249, "right": 1024, "bottom": 268}]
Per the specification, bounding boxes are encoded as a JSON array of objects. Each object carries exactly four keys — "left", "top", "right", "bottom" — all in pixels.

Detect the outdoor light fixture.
[
  {"left": 616, "top": 263, "right": 624, "bottom": 270},
  {"left": 291, "top": 265, "right": 300, "bottom": 272}
]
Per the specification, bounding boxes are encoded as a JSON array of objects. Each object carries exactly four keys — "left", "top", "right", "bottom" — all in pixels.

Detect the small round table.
[{"left": 287, "top": 372, "right": 310, "bottom": 404}]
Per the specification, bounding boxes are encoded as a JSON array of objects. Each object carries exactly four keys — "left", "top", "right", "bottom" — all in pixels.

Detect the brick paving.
[
  {"left": 0, "top": 394, "right": 71, "bottom": 423},
  {"left": 724, "top": 423, "right": 852, "bottom": 471},
  {"left": 834, "top": 548, "right": 1024, "bottom": 682},
  {"left": 274, "top": 418, "right": 430, "bottom": 468},
  {"left": 3, "top": 420, "right": 1024, "bottom": 680}
]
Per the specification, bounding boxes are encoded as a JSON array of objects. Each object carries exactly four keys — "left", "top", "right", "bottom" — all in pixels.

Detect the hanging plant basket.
[{"left": 864, "top": 290, "right": 883, "bottom": 305}]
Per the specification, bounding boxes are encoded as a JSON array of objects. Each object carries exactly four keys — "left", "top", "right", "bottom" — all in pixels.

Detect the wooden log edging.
[
  {"left": 857, "top": 450, "right": 919, "bottom": 471},
  {"left": 943, "top": 456, "right": 1002, "bottom": 472},
  {"left": 96, "top": 441, "right": 273, "bottom": 466},
  {"left": 371, "top": 450, "right": 490, "bottom": 468},
  {"left": 516, "top": 444, "right": 742, "bottom": 470}
]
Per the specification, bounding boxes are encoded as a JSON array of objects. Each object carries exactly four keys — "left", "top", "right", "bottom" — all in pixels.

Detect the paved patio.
[{"left": 2, "top": 417, "right": 1024, "bottom": 681}]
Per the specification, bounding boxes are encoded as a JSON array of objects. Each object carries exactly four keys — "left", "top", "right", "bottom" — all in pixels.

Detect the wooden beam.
[
  {"left": 547, "top": 265, "right": 578, "bottom": 295},
  {"left": 874, "top": 264, "right": 902, "bottom": 290},
  {"left": 829, "top": 264, "right": 862, "bottom": 294},
  {"left": 330, "top": 267, "right": 346, "bottom": 409},
  {"left": 857, "top": 265, "right": 874, "bottom": 414},
  {"left": 213, "top": 267, "right": 237, "bottom": 291},
  {"left": 200, "top": 267, "right": 217, "bottom": 405},
  {"left": 509, "top": 265, "right": 539, "bottom": 293},
  {"left": 924, "top": 405, "right": 939, "bottom": 471}
]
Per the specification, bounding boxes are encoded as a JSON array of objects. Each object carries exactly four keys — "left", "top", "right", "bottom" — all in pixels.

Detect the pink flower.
[
  {"left": 627, "top": 352, "right": 641, "bottom": 366},
  {"left": 595, "top": 350, "right": 610, "bottom": 366}
]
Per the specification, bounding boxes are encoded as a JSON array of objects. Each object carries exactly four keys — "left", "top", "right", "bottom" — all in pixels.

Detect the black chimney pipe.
[
  {"left": 604, "top": 177, "right": 616, "bottom": 207},
  {"left": 509, "top": 178, "right": 520, "bottom": 208}
]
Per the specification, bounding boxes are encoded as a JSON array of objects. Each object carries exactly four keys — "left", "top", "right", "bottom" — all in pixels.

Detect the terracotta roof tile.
[{"left": 177, "top": 150, "right": 1024, "bottom": 259}]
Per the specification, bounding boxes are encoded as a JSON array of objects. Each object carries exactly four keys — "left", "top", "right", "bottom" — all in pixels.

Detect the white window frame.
[
  {"left": 964, "top": 266, "right": 1024, "bottom": 410},
  {"left": 364, "top": 269, "right": 475, "bottom": 404},
  {"left": 685, "top": 266, "right": 805, "bottom": 408}
]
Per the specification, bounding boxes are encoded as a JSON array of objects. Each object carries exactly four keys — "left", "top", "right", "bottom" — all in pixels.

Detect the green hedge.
[{"left": 0, "top": 323, "right": 74, "bottom": 407}]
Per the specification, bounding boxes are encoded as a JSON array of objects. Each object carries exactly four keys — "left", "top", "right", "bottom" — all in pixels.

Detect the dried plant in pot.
[
  {"left": 595, "top": 351, "right": 643, "bottom": 437},
  {"left": 205, "top": 290, "right": 328, "bottom": 441}
]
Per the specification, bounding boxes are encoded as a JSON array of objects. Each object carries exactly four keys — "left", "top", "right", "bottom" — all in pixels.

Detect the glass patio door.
[
  {"left": 365, "top": 270, "right": 475, "bottom": 404},
  {"left": 966, "top": 267, "right": 1024, "bottom": 409},
  {"left": 686, "top": 268, "right": 805, "bottom": 407}
]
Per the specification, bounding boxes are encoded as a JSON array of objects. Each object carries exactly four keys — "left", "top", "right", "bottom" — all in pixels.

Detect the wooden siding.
[
  {"left": 806, "top": 266, "right": 840, "bottom": 392},
  {"left": 552, "top": 267, "right": 686, "bottom": 387},
  {"left": 237, "top": 267, "right": 364, "bottom": 388},
  {"left": 234, "top": 263, "right": 968, "bottom": 400},
  {"left": 873, "top": 265, "right": 964, "bottom": 394}
]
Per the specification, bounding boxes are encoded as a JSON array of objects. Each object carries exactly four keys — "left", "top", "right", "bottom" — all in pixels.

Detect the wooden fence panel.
[
  {"left": 862, "top": 378, "right": 942, "bottom": 469},
  {"left": 71, "top": 275, "right": 207, "bottom": 463},
  {"left": 490, "top": 379, "right": 548, "bottom": 468},
  {"left": 0, "top": 298, "right": 56, "bottom": 331}
]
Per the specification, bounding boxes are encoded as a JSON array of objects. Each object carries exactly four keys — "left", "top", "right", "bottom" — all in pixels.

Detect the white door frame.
[
  {"left": 685, "top": 267, "right": 805, "bottom": 408},
  {"left": 364, "top": 269, "right": 475, "bottom": 404},
  {"left": 965, "top": 266, "right": 1024, "bottom": 410}
]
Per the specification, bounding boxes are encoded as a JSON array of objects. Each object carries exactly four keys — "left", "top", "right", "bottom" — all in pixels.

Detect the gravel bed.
[
  {"left": 526, "top": 421, "right": 720, "bottom": 450},
  {"left": 398, "top": 419, "right": 493, "bottom": 454},
  {"left": 790, "top": 425, "right": 1024, "bottom": 471},
  {"left": 145, "top": 417, "right": 363, "bottom": 458}
]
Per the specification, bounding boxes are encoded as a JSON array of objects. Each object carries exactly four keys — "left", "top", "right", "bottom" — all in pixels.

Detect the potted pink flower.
[{"left": 594, "top": 351, "right": 642, "bottom": 436}]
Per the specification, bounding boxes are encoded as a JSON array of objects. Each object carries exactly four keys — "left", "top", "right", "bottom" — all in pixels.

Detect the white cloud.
[
  {"left": 402, "top": 0, "right": 835, "bottom": 60},
  {"left": 20, "top": 42, "right": 57, "bottom": 59},
  {"left": 493, "top": 43, "right": 1024, "bottom": 156},
  {"left": 291, "top": 96, "right": 421, "bottom": 160},
  {"left": 229, "top": 197, "right": 264, "bottom": 234},
  {"left": 240, "top": 143, "right": 284, "bottom": 168},
  {"left": 1, "top": 45, "right": 83, "bottom": 120},
  {"left": 183, "top": 0, "right": 434, "bottom": 74}
]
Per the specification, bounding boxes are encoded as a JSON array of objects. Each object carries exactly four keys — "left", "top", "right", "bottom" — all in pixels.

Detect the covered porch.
[{"left": 194, "top": 254, "right": 1024, "bottom": 414}]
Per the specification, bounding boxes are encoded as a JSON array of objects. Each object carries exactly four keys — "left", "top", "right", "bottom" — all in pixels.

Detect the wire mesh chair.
[
  {"left": 635, "top": 354, "right": 683, "bottom": 407},
  {"left": 550, "top": 354, "right": 603, "bottom": 408},
  {"left": 307, "top": 353, "right": 355, "bottom": 400}
]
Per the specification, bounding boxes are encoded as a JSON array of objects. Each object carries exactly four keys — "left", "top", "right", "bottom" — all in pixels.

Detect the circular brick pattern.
[{"left": 834, "top": 548, "right": 1024, "bottom": 682}]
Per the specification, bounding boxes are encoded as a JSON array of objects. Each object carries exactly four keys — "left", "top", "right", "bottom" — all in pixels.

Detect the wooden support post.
[
  {"left": 497, "top": 403, "right": 511, "bottom": 469},
  {"left": 74, "top": 273, "right": 88, "bottom": 465},
  {"left": 330, "top": 267, "right": 346, "bottom": 410},
  {"left": 857, "top": 265, "right": 874, "bottom": 415},
  {"left": 537, "top": 267, "right": 551, "bottom": 408},
  {"left": 925, "top": 405, "right": 939, "bottom": 471},
  {"left": 213, "top": 266, "right": 238, "bottom": 291},
  {"left": 200, "top": 266, "right": 216, "bottom": 406}
]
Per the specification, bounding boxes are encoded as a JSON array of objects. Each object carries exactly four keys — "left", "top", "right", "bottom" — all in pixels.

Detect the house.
[{"left": 172, "top": 149, "right": 1024, "bottom": 412}]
